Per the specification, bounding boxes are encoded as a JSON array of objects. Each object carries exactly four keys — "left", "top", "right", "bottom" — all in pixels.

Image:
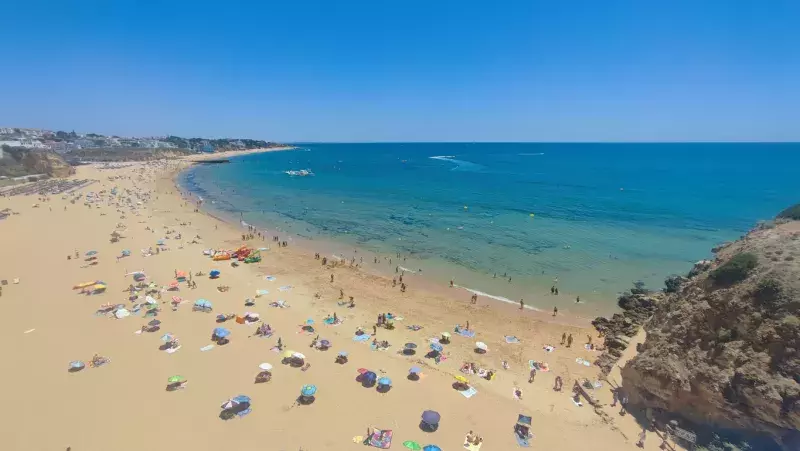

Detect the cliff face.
[
  {"left": 21, "top": 150, "right": 74, "bottom": 177},
  {"left": 621, "top": 220, "right": 800, "bottom": 448},
  {"left": 0, "top": 147, "right": 74, "bottom": 178}
]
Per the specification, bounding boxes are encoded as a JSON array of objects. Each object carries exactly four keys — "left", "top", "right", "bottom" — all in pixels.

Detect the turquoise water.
[{"left": 179, "top": 143, "right": 800, "bottom": 314}]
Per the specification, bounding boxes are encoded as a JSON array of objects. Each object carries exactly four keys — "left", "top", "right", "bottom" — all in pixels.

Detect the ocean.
[{"left": 178, "top": 143, "right": 800, "bottom": 315}]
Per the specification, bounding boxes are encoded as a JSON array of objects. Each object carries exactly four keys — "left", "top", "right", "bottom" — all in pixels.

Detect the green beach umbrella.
[
  {"left": 403, "top": 441, "right": 422, "bottom": 451},
  {"left": 167, "top": 375, "right": 185, "bottom": 383}
]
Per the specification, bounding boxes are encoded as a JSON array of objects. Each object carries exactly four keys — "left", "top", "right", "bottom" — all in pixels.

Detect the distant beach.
[{"left": 179, "top": 142, "right": 800, "bottom": 315}]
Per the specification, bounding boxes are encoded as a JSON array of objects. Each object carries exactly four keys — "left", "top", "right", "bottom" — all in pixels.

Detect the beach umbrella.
[
  {"left": 91, "top": 284, "right": 107, "bottom": 292},
  {"left": 305, "top": 318, "right": 314, "bottom": 325},
  {"left": 378, "top": 377, "right": 392, "bottom": 386},
  {"left": 157, "top": 239, "right": 165, "bottom": 245},
  {"left": 357, "top": 368, "right": 369, "bottom": 374},
  {"left": 517, "top": 414, "right": 532, "bottom": 426},
  {"left": 213, "top": 327, "right": 231, "bottom": 338},
  {"left": 169, "top": 280, "right": 179, "bottom": 288},
  {"left": 403, "top": 441, "right": 422, "bottom": 451},
  {"left": 421, "top": 410, "right": 441, "bottom": 424},
  {"left": 283, "top": 350, "right": 297, "bottom": 359},
  {"left": 85, "top": 250, "right": 98, "bottom": 256},
  {"left": 171, "top": 296, "right": 182, "bottom": 304},
  {"left": 121, "top": 250, "right": 131, "bottom": 256},
  {"left": 404, "top": 343, "right": 418, "bottom": 349},
  {"left": 475, "top": 341, "right": 488, "bottom": 351},
  {"left": 256, "top": 289, "right": 269, "bottom": 296},
  {"left": 167, "top": 375, "right": 185, "bottom": 383},
  {"left": 292, "top": 352, "right": 306, "bottom": 360},
  {"left": 73, "top": 281, "right": 96, "bottom": 289},
  {"left": 146, "top": 304, "right": 159, "bottom": 311},
  {"left": 114, "top": 308, "right": 130, "bottom": 319},
  {"left": 232, "top": 395, "right": 251, "bottom": 404},
  {"left": 301, "top": 384, "right": 317, "bottom": 396},
  {"left": 68, "top": 361, "right": 85, "bottom": 370},
  {"left": 148, "top": 319, "right": 161, "bottom": 326},
  {"left": 145, "top": 296, "right": 158, "bottom": 305},
  {"left": 245, "top": 312, "right": 260, "bottom": 319},
  {"left": 338, "top": 351, "right": 349, "bottom": 357},
  {"left": 319, "top": 339, "right": 331, "bottom": 347},
  {"left": 441, "top": 332, "right": 451, "bottom": 338},
  {"left": 259, "top": 363, "right": 273, "bottom": 371},
  {"left": 176, "top": 271, "right": 186, "bottom": 278},
  {"left": 429, "top": 343, "right": 443, "bottom": 353},
  {"left": 194, "top": 299, "right": 211, "bottom": 308},
  {"left": 454, "top": 375, "right": 469, "bottom": 384},
  {"left": 161, "top": 333, "right": 175, "bottom": 342},
  {"left": 209, "top": 270, "right": 220, "bottom": 277},
  {"left": 422, "top": 446, "right": 441, "bottom": 451},
  {"left": 409, "top": 366, "right": 421, "bottom": 374}
]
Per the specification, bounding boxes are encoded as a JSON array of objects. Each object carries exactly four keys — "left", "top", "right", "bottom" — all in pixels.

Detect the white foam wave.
[
  {"left": 429, "top": 155, "right": 484, "bottom": 172},
  {"left": 398, "top": 266, "right": 418, "bottom": 274},
  {"left": 456, "top": 285, "right": 542, "bottom": 311}
]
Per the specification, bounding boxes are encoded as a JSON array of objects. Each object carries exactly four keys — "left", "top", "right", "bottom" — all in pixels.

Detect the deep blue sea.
[{"left": 179, "top": 143, "right": 800, "bottom": 314}]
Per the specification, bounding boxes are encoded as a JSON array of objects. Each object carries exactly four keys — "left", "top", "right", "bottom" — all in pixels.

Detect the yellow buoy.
[{"left": 529, "top": 213, "right": 535, "bottom": 217}]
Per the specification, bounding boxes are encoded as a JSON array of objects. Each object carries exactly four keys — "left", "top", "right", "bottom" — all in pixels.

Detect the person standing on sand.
[
  {"left": 576, "top": 296, "right": 581, "bottom": 303},
  {"left": 566, "top": 334, "right": 573, "bottom": 347},
  {"left": 636, "top": 429, "right": 646, "bottom": 448},
  {"left": 519, "top": 299, "right": 524, "bottom": 310},
  {"left": 553, "top": 306, "right": 558, "bottom": 317},
  {"left": 330, "top": 274, "right": 334, "bottom": 283},
  {"left": 528, "top": 367, "right": 536, "bottom": 383},
  {"left": 561, "top": 332, "right": 567, "bottom": 345}
]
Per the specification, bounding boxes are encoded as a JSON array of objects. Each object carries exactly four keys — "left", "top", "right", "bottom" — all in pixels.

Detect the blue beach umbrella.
[
  {"left": 209, "top": 269, "right": 221, "bottom": 278},
  {"left": 305, "top": 318, "right": 314, "bottom": 325},
  {"left": 429, "top": 343, "right": 443, "bottom": 353},
  {"left": 85, "top": 250, "right": 98, "bottom": 256},
  {"left": 161, "top": 333, "right": 175, "bottom": 342},
  {"left": 121, "top": 249, "right": 131, "bottom": 256},
  {"left": 423, "top": 446, "right": 442, "bottom": 451},
  {"left": 195, "top": 299, "right": 212, "bottom": 308},
  {"left": 409, "top": 366, "right": 421, "bottom": 374},
  {"left": 378, "top": 377, "right": 392, "bottom": 386},
  {"left": 68, "top": 360, "right": 85, "bottom": 370},
  {"left": 213, "top": 327, "right": 231, "bottom": 338},
  {"left": 338, "top": 351, "right": 348, "bottom": 357},
  {"left": 157, "top": 239, "right": 165, "bottom": 245},
  {"left": 232, "top": 395, "right": 251, "bottom": 404},
  {"left": 301, "top": 384, "right": 317, "bottom": 396}
]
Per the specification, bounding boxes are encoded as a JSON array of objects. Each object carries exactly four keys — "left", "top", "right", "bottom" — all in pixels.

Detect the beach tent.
[{"left": 209, "top": 269, "right": 221, "bottom": 279}]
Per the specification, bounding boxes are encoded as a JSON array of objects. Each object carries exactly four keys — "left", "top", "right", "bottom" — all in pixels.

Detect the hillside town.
[{"left": 0, "top": 127, "right": 278, "bottom": 157}]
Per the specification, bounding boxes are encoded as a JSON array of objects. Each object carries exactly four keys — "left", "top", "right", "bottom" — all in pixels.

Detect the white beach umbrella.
[
  {"left": 475, "top": 341, "right": 488, "bottom": 351},
  {"left": 115, "top": 308, "right": 131, "bottom": 319},
  {"left": 292, "top": 352, "right": 306, "bottom": 360},
  {"left": 258, "top": 363, "right": 273, "bottom": 371}
]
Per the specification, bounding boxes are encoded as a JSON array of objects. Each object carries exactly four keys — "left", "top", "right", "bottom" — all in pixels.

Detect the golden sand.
[{"left": 0, "top": 157, "right": 669, "bottom": 450}]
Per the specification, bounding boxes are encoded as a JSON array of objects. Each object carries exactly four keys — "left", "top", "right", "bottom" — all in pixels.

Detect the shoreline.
[{"left": 172, "top": 160, "right": 596, "bottom": 327}]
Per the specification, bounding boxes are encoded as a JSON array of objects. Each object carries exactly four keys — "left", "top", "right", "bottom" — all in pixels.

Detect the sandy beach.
[{"left": 0, "top": 159, "right": 673, "bottom": 450}]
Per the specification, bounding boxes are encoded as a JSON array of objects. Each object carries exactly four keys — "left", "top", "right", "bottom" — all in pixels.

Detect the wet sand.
[{"left": 0, "top": 160, "right": 670, "bottom": 450}]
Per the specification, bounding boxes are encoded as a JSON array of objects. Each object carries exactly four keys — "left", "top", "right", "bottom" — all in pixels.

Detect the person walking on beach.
[
  {"left": 553, "top": 306, "right": 558, "bottom": 317},
  {"left": 566, "top": 333, "right": 573, "bottom": 348},
  {"left": 528, "top": 367, "right": 536, "bottom": 383},
  {"left": 576, "top": 296, "right": 581, "bottom": 303},
  {"left": 636, "top": 429, "right": 646, "bottom": 448},
  {"left": 561, "top": 332, "right": 567, "bottom": 345},
  {"left": 330, "top": 274, "right": 334, "bottom": 283},
  {"left": 553, "top": 375, "right": 563, "bottom": 391},
  {"left": 519, "top": 299, "right": 524, "bottom": 310}
]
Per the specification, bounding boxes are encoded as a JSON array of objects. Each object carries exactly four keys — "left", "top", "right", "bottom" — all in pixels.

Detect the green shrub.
[
  {"left": 753, "top": 279, "right": 782, "bottom": 306},
  {"left": 710, "top": 253, "right": 758, "bottom": 286},
  {"left": 777, "top": 203, "right": 800, "bottom": 220}
]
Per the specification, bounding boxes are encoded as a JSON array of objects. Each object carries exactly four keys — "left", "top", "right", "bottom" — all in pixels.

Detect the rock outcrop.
[
  {"left": 620, "top": 219, "right": 800, "bottom": 449},
  {"left": 0, "top": 147, "right": 74, "bottom": 178}
]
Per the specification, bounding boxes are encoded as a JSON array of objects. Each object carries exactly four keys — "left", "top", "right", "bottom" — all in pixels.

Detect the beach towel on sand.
[
  {"left": 515, "top": 433, "right": 531, "bottom": 447},
  {"left": 455, "top": 328, "right": 476, "bottom": 338},
  {"left": 353, "top": 334, "right": 371, "bottom": 342},
  {"left": 460, "top": 387, "right": 478, "bottom": 398},
  {"left": 368, "top": 429, "right": 393, "bottom": 449},
  {"left": 504, "top": 335, "right": 520, "bottom": 344}
]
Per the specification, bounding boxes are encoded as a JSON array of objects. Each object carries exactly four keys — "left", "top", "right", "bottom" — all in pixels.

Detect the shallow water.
[{"left": 179, "top": 142, "right": 800, "bottom": 314}]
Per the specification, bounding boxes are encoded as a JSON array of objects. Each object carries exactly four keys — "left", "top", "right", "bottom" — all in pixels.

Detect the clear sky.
[{"left": 1, "top": 0, "right": 798, "bottom": 142}]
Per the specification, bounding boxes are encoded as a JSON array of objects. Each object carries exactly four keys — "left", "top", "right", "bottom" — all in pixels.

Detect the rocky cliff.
[
  {"left": 0, "top": 147, "right": 74, "bottom": 178},
  {"left": 620, "top": 219, "right": 800, "bottom": 449}
]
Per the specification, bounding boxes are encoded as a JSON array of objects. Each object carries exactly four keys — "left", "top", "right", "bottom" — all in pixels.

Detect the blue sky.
[{"left": 1, "top": 0, "right": 798, "bottom": 142}]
